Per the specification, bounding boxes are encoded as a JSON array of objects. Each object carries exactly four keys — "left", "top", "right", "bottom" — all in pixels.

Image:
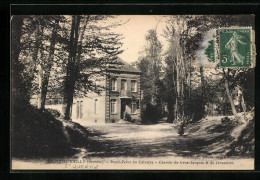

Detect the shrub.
[
  {"left": 142, "top": 103, "right": 161, "bottom": 124},
  {"left": 12, "top": 103, "right": 75, "bottom": 158},
  {"left": 227, "top": 118, "right": 255, "bottom": 157},
  {"left": 221, "top": 117, "right": 231, "bottom": 125},
  {"left": 46, "top": 108, "right": 61, "bottom": 118},
  {"left": 125, "top": 112, "right": 132, "bottom": 122},
  {"left": 185, "top": 98, "right": 206, "bottom": 124}
]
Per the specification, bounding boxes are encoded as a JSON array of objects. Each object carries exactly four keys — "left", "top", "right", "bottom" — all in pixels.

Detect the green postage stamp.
[{"left": 218, "top": 28, "right": 252, "bottom": 68}]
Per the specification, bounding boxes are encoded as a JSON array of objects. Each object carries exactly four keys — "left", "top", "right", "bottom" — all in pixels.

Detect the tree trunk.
[
  {"left": 39, "top": 72, "right": 50, "bottom": 110},
  {"left": 241, "top": 91, "right": 246, "bottom": 113},
  {"left": 63, "top": 15, "right": 81, "bottom": 120},
  {"left": 174, "top": 98, "right": 178, "bottom": 122},
  {"left": 199, "top": 66, "right": 205, "bottom": 97},
  {"left": 224, "top": 79, "right": 237, "bottom": 116},
  {"left": 38, "top": 19, "right": 59, "bottom": 110},
  {"left": 37, "top": 39, "right": 46, "bottom": 109},
  {"left": 37, "top": 64, "right": 43, "bottom": 109},
  {"left": 167, "top": 100, "right": 174, "bottom": 123},
  {"left": 175, "top": 56, "right": 180, "bottom": 122},
  {"left": 199, "top": 66, "right": 206, "bottom": 115},
  {"left": 223, "top": 69, "right": 237, "bottom": 116},
  {"left": 40, "top": 77, "right": 48, "bottom": 110},
  {"left": 31, "top": 25, "right": 41, "bottom": 72},
  {"left": 33, "top": 25, "right": 43, "bottom": 108}
]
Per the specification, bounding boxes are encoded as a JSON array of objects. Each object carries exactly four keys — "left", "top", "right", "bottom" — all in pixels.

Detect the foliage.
[
  {"left": 135, "top": 29, "right": 164, "bottom": 122},
  {"left": 71, "top": 15, "right": 124, "bottom": 96},
  {"left": 13, "top": 15, "right": 124, "bottom": 119},
  {"left": 142, "top": 103, "right": 162, "bottom": 124},
  {"left": 125, "top": 112, "right": 132, "bottom": 122},
  {"left": 11, "top": 15, "right": 125, "bottom": 157},
  {"left": 228, "top": 117, "right": 254, "bottom": 157},
  {"left": 12, "top": 103, "right": 75, "bottom": 158},
  {"left": 62, "top": 15, "right": 124, "bottom": 119},
  {"left": 232, "top": 68, "right": 255, "bottom": 109},
  {"left": 185, "top": 93, "right": 206, "bottom": 124},
  {"left": 162, "top": 15, "right": 192, "bottom": 125},
  {"left": 46, "top": 108, "right": 61, "bottom": 118},
  {"left": 12, "top": 16, "right": 33, "bottom": 104},
  {"left": 162, "top": 56, "right": 176, "bottom": 123},
  {"left": 13, "top": 15, "right": 68, "bottom": 108}
]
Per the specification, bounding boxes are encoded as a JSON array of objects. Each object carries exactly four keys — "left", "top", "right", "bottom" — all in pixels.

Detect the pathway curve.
[{"left": 83, "top": 117, "right": 232, "bottom": 158}]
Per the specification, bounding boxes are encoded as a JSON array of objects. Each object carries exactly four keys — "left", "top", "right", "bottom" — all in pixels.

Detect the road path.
[{"left": 83, "top": 117, "right": 230, "bottom": 158}]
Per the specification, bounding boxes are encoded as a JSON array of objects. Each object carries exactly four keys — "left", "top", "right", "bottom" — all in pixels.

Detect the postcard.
[{"left": 11, "top": 15, "right": 255, "bottom": 170}]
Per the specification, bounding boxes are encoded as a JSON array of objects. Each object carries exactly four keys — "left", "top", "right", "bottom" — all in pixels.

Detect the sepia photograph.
[{"left": 11, "top": 14, "right": 255, "bottom": 170}]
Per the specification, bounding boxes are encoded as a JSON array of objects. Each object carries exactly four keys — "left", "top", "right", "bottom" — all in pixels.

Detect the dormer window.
[
  {"left": 111, "top": 79, "right": 117, "bottom": 91},
  {"left": 131, "top": 80, "right": 137, "bottom": 92}
]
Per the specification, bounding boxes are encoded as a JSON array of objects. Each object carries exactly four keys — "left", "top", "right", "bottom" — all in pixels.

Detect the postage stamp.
[{"left": 218, "top": 28, "right": 252, "bottom": 68}]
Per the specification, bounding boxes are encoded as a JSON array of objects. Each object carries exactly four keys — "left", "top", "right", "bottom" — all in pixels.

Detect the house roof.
[{"left": 106, "top": 58, "right": 141, "bottom": 74}]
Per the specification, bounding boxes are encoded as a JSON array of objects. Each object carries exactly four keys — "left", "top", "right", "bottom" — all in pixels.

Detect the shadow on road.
[{"left": 82, "top": 117, "right": 247, "bottom": 158}]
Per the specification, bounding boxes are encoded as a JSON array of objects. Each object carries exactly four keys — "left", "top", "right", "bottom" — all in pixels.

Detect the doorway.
[
  {"left": 121, "top": 99, "right": 126, "bottom": 119},
  {"left": 76, "top": 100, "right": 83, "bottom": 119}
]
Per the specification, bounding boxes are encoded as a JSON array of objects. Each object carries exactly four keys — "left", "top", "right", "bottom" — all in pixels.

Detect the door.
[{"left": 121, "top": 99, "right": 126, "bottom": 119}]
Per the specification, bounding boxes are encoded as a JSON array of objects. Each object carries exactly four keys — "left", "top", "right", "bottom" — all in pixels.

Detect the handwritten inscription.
[{"left": 50, "top": 158, "right": 234, "bottom": 169}]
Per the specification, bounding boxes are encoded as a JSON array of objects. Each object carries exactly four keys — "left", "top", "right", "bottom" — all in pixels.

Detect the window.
[
  {"left": 131, "top": 80, "right": 137, "bottom": 92},
  {"left": 94, "top": 99, "right": 98, "bottom": 115},
  {"left": 76, "top": 101, "right": 83, "bottom": 119},
  {"left": 110, "top": 99, "right": 117, "bottom": 114},
  {"left": 131, "top": 101, "right": 137, "bottom": 114},
  {"left": 111, "top": 79, "right": 117, "bottom": 91},
  {"left": 121, "top": 79, "right": 127, "bottom": 91}
]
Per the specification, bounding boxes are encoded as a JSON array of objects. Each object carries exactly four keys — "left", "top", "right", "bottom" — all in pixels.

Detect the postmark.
[{"left": 218, "top": 28, "right": 252, "bottom": 68}]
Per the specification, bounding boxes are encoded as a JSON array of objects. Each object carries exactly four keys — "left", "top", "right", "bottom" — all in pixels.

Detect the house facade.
[{"left": 44, "top": 58, "right": 142, "bottom": 125}]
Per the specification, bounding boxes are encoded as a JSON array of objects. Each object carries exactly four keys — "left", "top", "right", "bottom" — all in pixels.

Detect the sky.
[
  {"left": 111, "top": 15, "right": 168, "bottom": 64},
  {"left": 109, "top": 15, "right": 215, "bottom": 69},
  {"left": 195, "top": 28, "right": 217, "bottom": 68}
]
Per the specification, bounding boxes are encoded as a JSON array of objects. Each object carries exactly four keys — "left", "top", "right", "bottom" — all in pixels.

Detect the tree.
[
  {"left": 12, "top": 16, "right": 26, "bottom": 103},
  {"left": 63, "top": 15, "right": 81, "bottom": 120},
  {"left": 135, "top": 29, "right": 164, "bottom": 122},
  {"left": 163, "top": 56, "right": 176, "bottom": 123},
  {"left": 16, "top": 16, "right": 66, "bottom": 110},
  {"left": 223, "top": 69, "right": 237, "bottom": 115},
  {"left": 161, "top": 15, "right": 254, "bottom": 132},
  {"left": 62, "top": 15, "right": 123, "bottom": 120},
  {"left": 12, "top": 16, "right": 38, "bottom": 104},
  {"left": 163, "top": 15, "right": 192, "bottom": 127},
  {"left": 37, "top": 17, "right": 61, "bottom": 110},
  {"left": 188, "top": 15, "right": 254, "bottom": 117}
]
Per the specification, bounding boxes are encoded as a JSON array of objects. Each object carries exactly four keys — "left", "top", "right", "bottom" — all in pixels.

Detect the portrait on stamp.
[{"left": 219, "top": 28, "right": 252, "bottom": 67}]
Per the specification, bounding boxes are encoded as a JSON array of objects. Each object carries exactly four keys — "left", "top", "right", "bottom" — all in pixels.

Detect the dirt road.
[
  {"left": 83, "top": 117, "right": 233, "bottom": 158},
  {"left": 12, "top": 116, "right": 254, "bottom": 170}
]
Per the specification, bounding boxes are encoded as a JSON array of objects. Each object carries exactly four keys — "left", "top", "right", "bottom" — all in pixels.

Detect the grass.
[
  {"left": 11, "top": 103, "right": 254, "bottom": 159},
  {"left": 82, "top": 115, "right": 254, "bottom": 158},
  {"left": 11, "top": 103, "right": 90, "bottom": 159}
]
